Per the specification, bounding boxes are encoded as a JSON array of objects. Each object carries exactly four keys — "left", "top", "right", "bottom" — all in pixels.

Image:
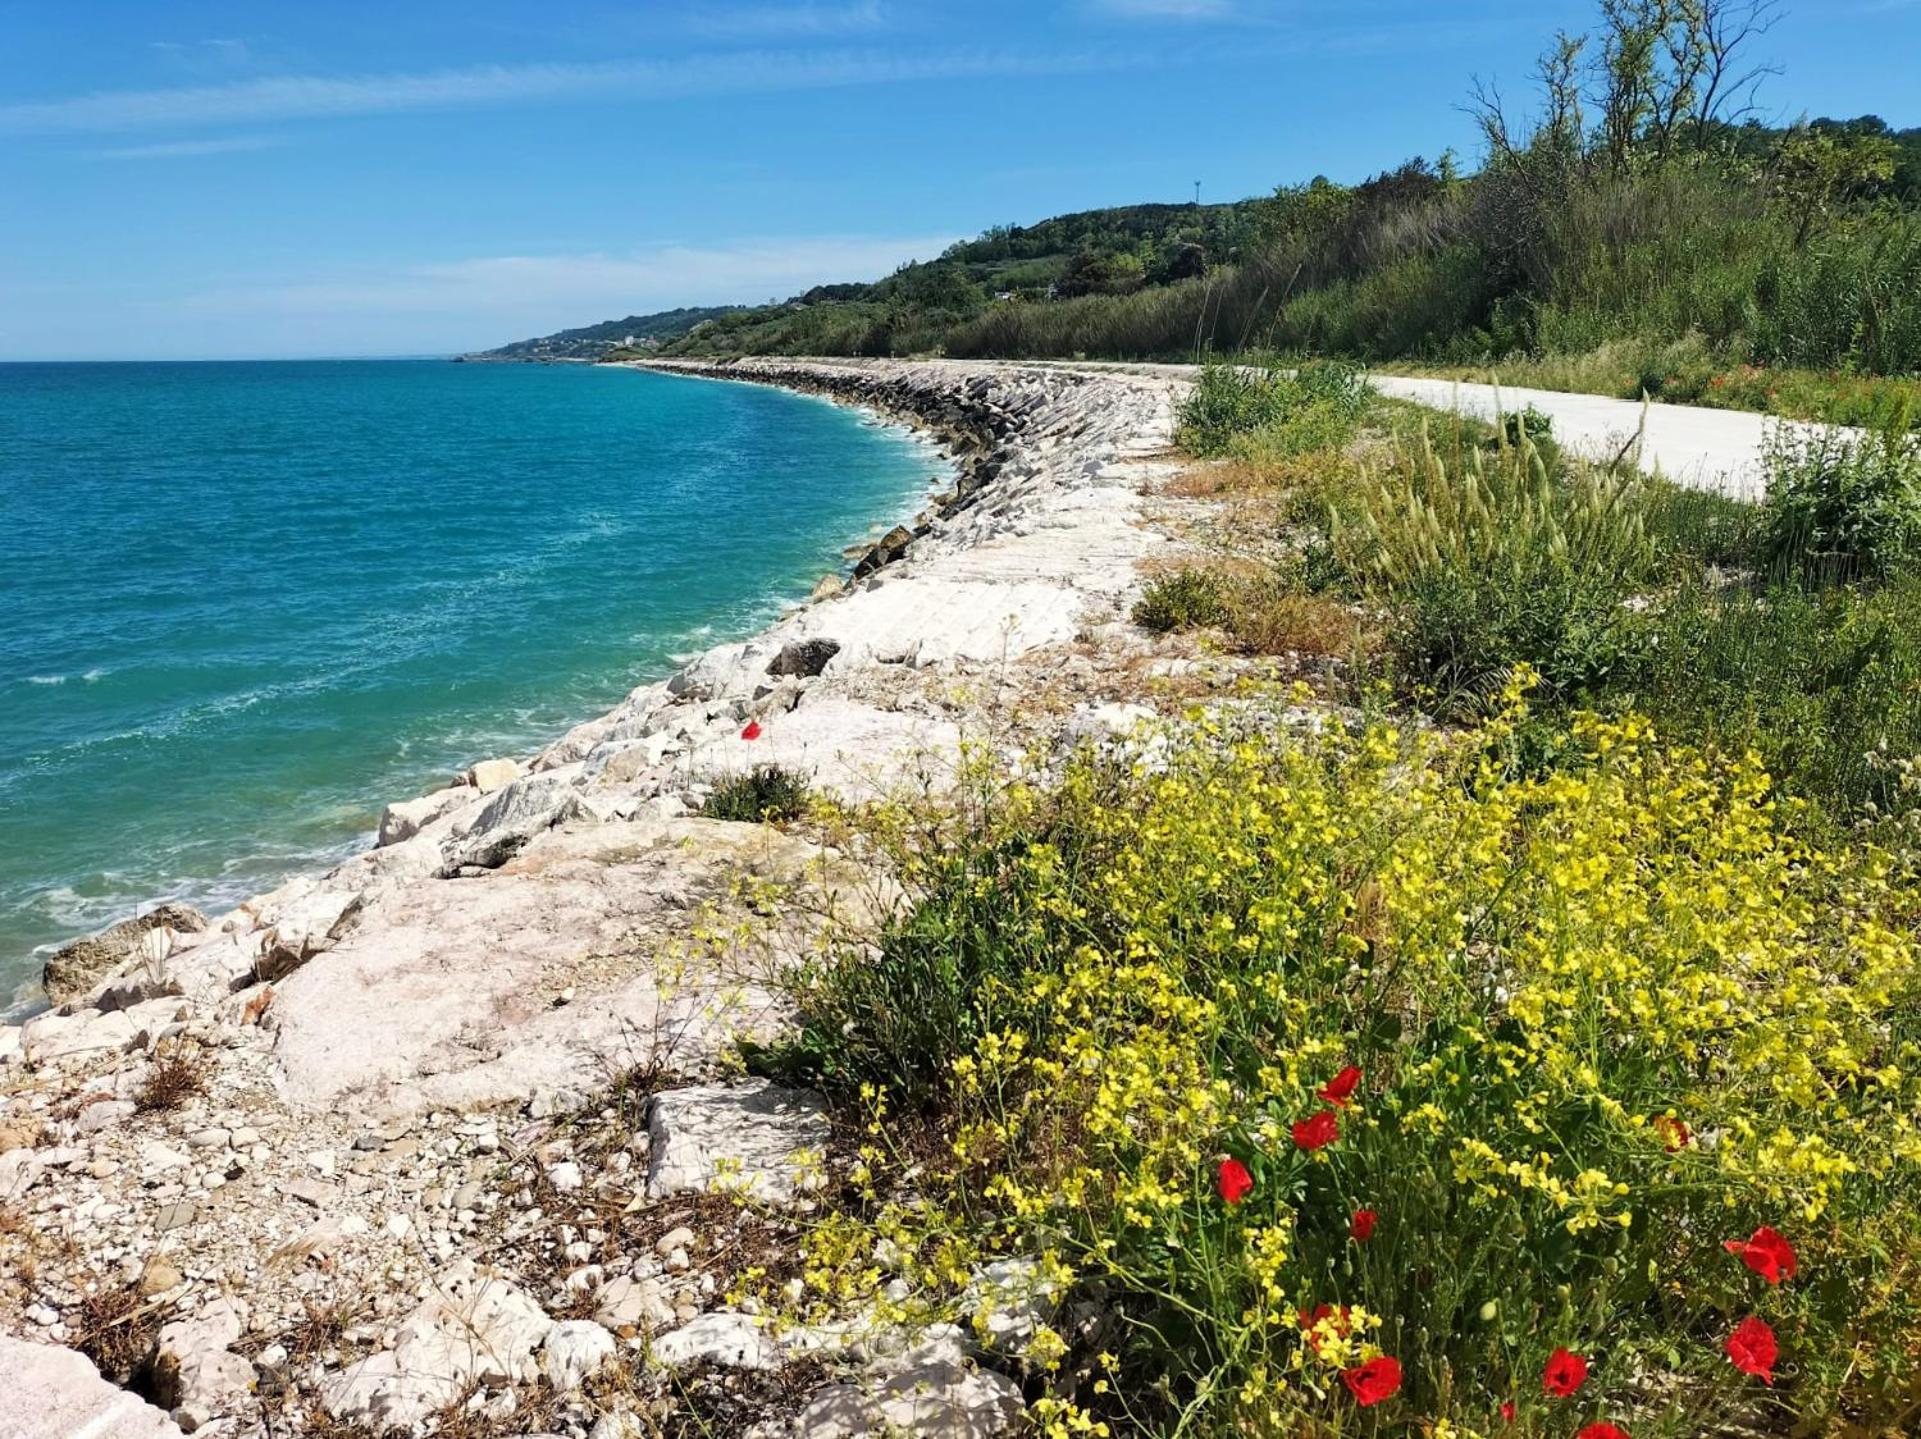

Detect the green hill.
[{"left": 469, "top": 306, "right": 737, "bottom": 361}]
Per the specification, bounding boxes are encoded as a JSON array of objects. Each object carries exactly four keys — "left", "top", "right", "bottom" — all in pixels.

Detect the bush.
[
  {"left": 1632, "top": 575, "right": 1921, "bottom": 817},
  {"left": 701, "top": 765, "right": 811, "bottom": 823},
  {"left": 785, "top": 694, "right": 1921, "bottom": 1436},
  {"left": 1177, "top": 361, "right": 1372, "bottom": 460},
  {"left": 1762, "top": 417, "right": 1921, "bottom": 582},
  {"left": 1334, "top": 424, "right": 1654, "bottom": 708},
  {"left": 1132, "top": 568, "right": 1229, "bottom": 632}
]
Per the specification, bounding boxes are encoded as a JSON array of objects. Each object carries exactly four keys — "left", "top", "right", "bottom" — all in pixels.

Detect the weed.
[
  {"left": 1132, "top": 568, "right": 1229, "bottom": 632},
  {"left": 135, "top": 1045, "right": 210, "bottom": 1114},
  {"left": 702, "top": 766, "right": 811, "bottom": 824},
  {"left": 1762, "top": 414, "right": 1921, "bottom": 582},
  {"left": 73, "top": 1284, "right": 161, "bottom": 1389}
]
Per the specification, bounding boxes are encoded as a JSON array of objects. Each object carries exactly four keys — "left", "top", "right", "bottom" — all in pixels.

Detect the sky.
[{"left": 1, "top": 0, "right": 1916, "bottom": 360}]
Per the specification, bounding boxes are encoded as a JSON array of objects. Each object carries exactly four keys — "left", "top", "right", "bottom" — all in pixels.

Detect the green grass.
[{"left": 701, "top": 765, "right": 812, "bottom": 823}]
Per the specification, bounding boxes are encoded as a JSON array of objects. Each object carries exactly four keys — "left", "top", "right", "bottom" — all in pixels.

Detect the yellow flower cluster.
[{"left": 787, "top": 677, "right": 1921, "bottom": 1431}]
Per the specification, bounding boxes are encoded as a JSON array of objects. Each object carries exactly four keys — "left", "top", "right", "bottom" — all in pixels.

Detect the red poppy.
[
  {"left": 1542, "top": 1348, "right": 1588, "bottom": 1397},
  {"left": 1292, "top": 1108, "right": 1339, "bottom": 1151},
  {"left": 1725, "top": 1315, "right": 1778, "bottom": 1386},
  {"left": 740, "top": 720, "right": 763, "bottom": 741},
  {"left": 1652, "top": 1115, "right": 1692, "bottom": 1152},
  {"left": 1499, "top": 1401, "right": 1516, "bottom": 1423},
  {"left": 1576, "top": 1426, "right": 1630, "bottom": 1439},
  {"left": 1340, "top": 1355, "right": 1402, "bottom": 1407},
  {"left": 1296, "top": 1304, "right": 1353, "bottom": 1353},
  {"left": 1349, "top": 1208, "right": 1378, "bottom": 1241},
  {"left": 1217, "top": 1158, "right": 1253, "bottom": 1206},
  {"left": 1318, "top": 1065, "right": 1363, "bottom": 1106},
  {"left": 1297, "top": 1303, "right": 1352, "bottom": 1333},
  {"left": 1723, "top": 1226, "right": 1797, "bottom": 1285}
]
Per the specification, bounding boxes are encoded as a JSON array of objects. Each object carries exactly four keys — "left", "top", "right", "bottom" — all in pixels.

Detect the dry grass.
[
  {"left": 134, "top": 1044, "right": 210, "bottom": 1114},
  {"left": 72, "top": 1283, "right": 163, "bottom": 1388},
  {"left": 1224, "top": 586, "right": 1368, "bottom": 659}
]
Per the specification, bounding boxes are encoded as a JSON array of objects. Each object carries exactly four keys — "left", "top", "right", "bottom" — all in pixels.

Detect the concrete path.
[
  {"left": 1367, "top": 375, "right": 1829, "bottom": 501},
  {"left": 1026, "top": 359, "right": 1857, "bottom": 501}
]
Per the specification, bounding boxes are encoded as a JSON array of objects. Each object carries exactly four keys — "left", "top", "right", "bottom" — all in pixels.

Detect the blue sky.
[{"left": 2, "top": 0, "right": 1916, "bottom": 360}]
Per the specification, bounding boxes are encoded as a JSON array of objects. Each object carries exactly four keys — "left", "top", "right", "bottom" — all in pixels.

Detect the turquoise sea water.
[{"left": 0, "top": 360, "right": 942, "bottom": 1009}]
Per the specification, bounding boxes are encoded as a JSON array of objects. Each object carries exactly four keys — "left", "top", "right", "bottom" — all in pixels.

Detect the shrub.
[
  {"left": 1334, "top": 423, "right": 1654, "bottom": 708},
  {"left": 1632, "top": 574, "right": 1921, "bottom": 817},
  {"left": 1177, "top": 361, "right": 1373, "bottom": 460},
  {"left": 785, "top": 691, "right": 1921, "bottom": 1435},
  {"left": 1132, "top": 568, "right": 1229, "bottom": 632},
  {"left": 1762, "top": 416, "right": 1921, "bottom": 582},
  {"left": 1501, "top": 404, "right": 1553, "bottom": 446},
  {"left": 701, "top": 765, "right": 811, "bottom": 823}
]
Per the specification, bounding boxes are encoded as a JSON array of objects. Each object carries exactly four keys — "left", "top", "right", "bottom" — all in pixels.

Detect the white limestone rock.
[
  {"left": 377, "top": 784, "right": 475, "bottom": 847},
  {"left": 646, "top": 1080, "right": 829, "bottom": 1204},
  {"left": 961, "top": 1257, "right": 1061, "bottom": 1351},
  {"left": 148, "top": 1298, "right": 254, "bottom": 1420},
  {"left": 321, "top": 1268, "right": 554, "bottom": 1431},
  {"left": 540, "top": 1319, "right": 616, "bottom": 1393},
  {"left": 465, "top": 756, "right": 526, "bottom": 793},
  {"left": 594, "top": 1274, "right": 675, "bottom": 1334},
  {"left": 648, "top": 1311, "right": 782, "bottom": 1372},
  {"left": 773, "top": 1359, "right": 1023, "bottom": 1438},
  {"left": 0, "top": 1333, "right": 186, "bottom": 1438},
  {"left": 256, "top": 886, "right": 364, "bottom": 982}
]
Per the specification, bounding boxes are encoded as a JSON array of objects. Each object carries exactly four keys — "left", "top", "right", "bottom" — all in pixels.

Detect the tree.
[{"left": 1773, "top": 125, "right": 1902, "bottom": 245}]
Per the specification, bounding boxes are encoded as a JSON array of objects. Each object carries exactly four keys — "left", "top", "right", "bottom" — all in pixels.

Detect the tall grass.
[{"left": 1333, "top": 424, "right": 1655, "bottom": 707}]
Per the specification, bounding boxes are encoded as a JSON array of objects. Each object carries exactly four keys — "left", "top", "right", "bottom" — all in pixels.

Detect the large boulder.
[
  {"left": 766, "top": 637, "right": 842, "bottom": 679},
  {"left": 465, "top": 757, "right": 526, "bottom": 793},
  {"left": 42, "top": 901, "right": 208, "bottom": 1005},
  {"left": 0, "top": 1334, "right": 185, "bottom": 1438},
  {"left": 255, "top": 887, "right": 364, "bottom": 983},
  {"left": 376, "top": 784, "right": 474, "bottom": 847}
]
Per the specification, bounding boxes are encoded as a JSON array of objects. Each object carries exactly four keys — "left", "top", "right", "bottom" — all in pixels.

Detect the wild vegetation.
[
  {"left": 738, "top": 329, "right": 1921, "bottom": 1436},
  {"left": 638, "top": 1, "right": 1921, "bottom": 425}
]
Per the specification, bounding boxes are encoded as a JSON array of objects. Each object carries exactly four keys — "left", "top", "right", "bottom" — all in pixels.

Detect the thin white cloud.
[
  {"left": 0, "top": 44, "right": 1133, "bottom": 136},
  {"left": 94, "top": 134, "right": 282, "bottom": 160},
  {"left": 163, "top": 234, "right": 966, "bottom": 324}
]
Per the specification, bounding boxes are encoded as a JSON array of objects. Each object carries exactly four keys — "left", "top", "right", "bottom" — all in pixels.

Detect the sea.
[{"left": 0, "top": 359, "right": 943, "bottom": 1012}]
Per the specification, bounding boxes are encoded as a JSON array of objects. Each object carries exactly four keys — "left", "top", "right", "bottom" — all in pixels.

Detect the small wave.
[
  {"left": 82, "top": 668, "right": 108, "bottom": 683},
  {"left": 26, "top": 674, "right": 66, "bottom": 686}
]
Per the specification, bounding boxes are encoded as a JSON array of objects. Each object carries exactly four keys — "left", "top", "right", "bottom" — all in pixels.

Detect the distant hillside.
[
  {"left": 650, "top": 199, "right": 1267, "bottom": 359},
  {"left": 468, "top": 306, "right": 737, "bottom": 361}
]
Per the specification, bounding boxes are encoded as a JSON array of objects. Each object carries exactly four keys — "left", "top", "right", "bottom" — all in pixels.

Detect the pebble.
[
  {"left": 655, "top": 1226, "right": 695, "bottom": 1256},
  {"left": 156, "top": 1201, "right": 196, "bottom": 1231},
  {"left": 547, "top": 1160, "right": 584, "bottom": 1192},
  {"left": 187, "top": 1128, "right": 230, "bottom": 1149}
]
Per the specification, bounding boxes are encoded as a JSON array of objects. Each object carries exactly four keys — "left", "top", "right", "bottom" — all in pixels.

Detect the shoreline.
[
  {"left": 0, "top": 357, "right": 1190, "bottom": 1437},
  {"left": 2, "top": 366, "right": 952, "bottom": 1021}
]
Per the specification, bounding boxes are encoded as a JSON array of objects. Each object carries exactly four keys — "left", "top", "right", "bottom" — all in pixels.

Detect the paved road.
[
  {"left": 1025, "top": 360, "right": 1853, "bottom": 501},
  {"left": 1366, "top": 375, "right": 1826, "bottom": 501}
]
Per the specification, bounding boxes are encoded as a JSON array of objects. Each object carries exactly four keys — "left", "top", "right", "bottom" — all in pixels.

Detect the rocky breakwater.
[{"left": 0, "top": 358, "right": 1188, "bottom": 1437}]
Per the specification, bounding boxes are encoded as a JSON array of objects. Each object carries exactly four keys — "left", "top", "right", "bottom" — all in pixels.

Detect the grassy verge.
[{"left": 741, "top": 366, "right": 1921, "bottom": 1437}]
